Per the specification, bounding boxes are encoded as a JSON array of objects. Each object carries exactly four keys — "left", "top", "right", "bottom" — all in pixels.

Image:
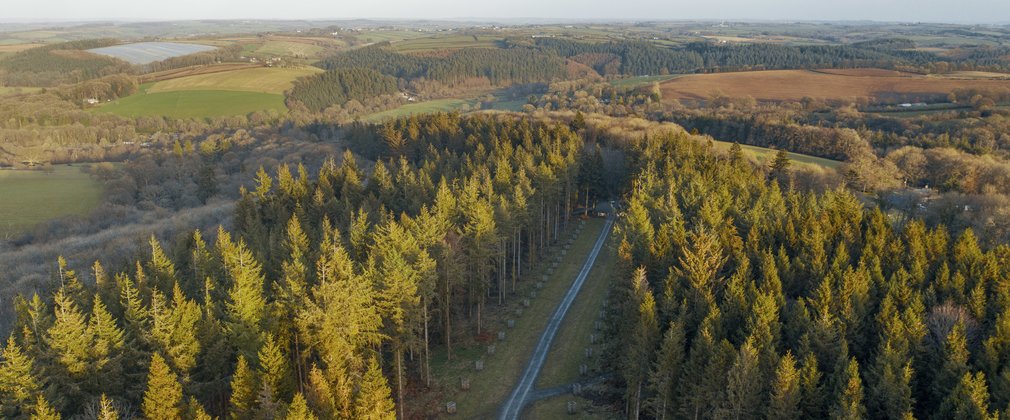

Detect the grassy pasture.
[
  {"left": 610, "top": 74, "right": 679, "bottom": 89},
  {"left": 97, "top": 90, "right": 286, "bottom": 119},
  {"left": 147, "top": 66, "right": 321, "bottom": 94},
  {"left": 0, "top": 166, "right": 103, "bottom": 234},
  {"left": 0, "top": 87, "right": 42, "bottom": 96},
  {"left": 353, "top": 30, "right": 431, "bottom": 44},
  {"left": 661, "top": 69, "right": 1010, "bottom": 102},
  {"left": 390, "top": 35, "right": 502, "bottom": 52},
  {"left": 139, "top": 63, "right": 261, "bottom": 83},
  {"left": 361, "top": 99, "right": 472, "bottom": 122},
  {"left": 255, "top": 40, "right": 326, "bottom": 57}
]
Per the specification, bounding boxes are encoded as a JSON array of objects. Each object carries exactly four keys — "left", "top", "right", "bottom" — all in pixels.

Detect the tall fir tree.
[{"left": 142, "top": 353, "right": 183, "bottom": 420}]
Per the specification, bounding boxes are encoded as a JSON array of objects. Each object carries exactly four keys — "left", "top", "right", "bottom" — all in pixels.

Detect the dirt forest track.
[
  {"left": 660, "top": 68, "right": 1010, "bottom": 102},
  {"left": 498, "top": 213, "right": 615, "bottom": 420}
]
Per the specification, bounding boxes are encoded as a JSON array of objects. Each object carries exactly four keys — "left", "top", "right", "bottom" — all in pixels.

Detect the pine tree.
[
  {"left": 0, "top": 336, "right": 40, "bottom": 418},
  {"left": 48, "top": 290, "right": 92, "bottom": 377},
  {"left": 142, "top": 353, "right": 183, "bottom": 420},
  {"left": 354, "top": 357, "right": 395, "bottom": 420},
  {"left": 31, "top": 396, "right": 60, "bottom": 420},
  {"left": 646, "top": 320, "right": 685, "bottom": 420},
  {"left": 719, "top": 338, "right": 763, "bottom": 419},
  {"left": 768, "top": 351, "right": 801, "bottom": 420},
  {"left": 285, "top": 393, "right": 317, "bottom": 420},
  {"left": 625, "top": 268, "right": 660, "bottom": 419},
  {"left": 769, "top": 148, "right": 791, "bottom": 180},
  {"left": 258, "top": 333, "right": 292, "bottom": 399},
  {"left": 830, "top": 358, "right": 866, "bottom": 420},
  {"left": 186, "top": 396, "right": 212, "bottom": 420},
  {"left": 229, "top": 355, "right": 258, "bottom": 419},
  {"left": 939, "top": 372, "right": 992, "bottom": 420},
  {"left": 97, "top": 394, "right": 117, "bottom": 420},
  {"left": 218, "top": 229, "right": 267, "bottom": 360}
]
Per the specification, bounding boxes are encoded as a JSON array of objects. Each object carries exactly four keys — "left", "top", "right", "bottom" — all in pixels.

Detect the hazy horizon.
[{"left": 3, "top": 0, "right": 1010, "bottom": 25}]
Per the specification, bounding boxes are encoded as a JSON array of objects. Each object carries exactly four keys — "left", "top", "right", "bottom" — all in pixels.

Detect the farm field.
[
  {"left": 146, "top": 66, "right": 321, "bottom": 94},
  {"left": 360, "top": 98, "right": 472, "bottom": 122},
  {"left": 352, "top": 30, "right": 431, "bottom": 44},
  {"left": 390, "top": 34, "right": 502, "bottom": 52},
  {"left": 138, "top": 63, "right": 261, "bottom": 83},
  {"left": 611, "top": 74, "right": 679, "bottom": 89},
  {"left": 0, "top": 166, "right": 103, "bottom": 234},
  {"left": 661, "top": 68, "right": 1010, "bottom": 102},
  {"left": 97, "top": 90, "right": 285, "bottom": 118},
  {"left": 87, "top": 42, "right": 216, "bottom": 65},
  {"left": 0, "top": 87, "right": 41, "bottom": 96}
]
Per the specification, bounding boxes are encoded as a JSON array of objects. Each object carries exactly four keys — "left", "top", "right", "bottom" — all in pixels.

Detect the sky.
[{"left": 3, "top": 0, "right": 1010, "bottom": 24}]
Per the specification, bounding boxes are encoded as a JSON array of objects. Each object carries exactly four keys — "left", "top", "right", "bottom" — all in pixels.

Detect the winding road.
[{"left": 498, "top": 214, "right": 615, "bottom": 420}]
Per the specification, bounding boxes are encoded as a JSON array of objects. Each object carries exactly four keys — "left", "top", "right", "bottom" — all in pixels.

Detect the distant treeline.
[
  {"left": 0, "top": 39, "right": 132, "bottom": 87},
  {"left": 318, "top": 43, "right": 566, "bottom": 86},
  {"left": 286, "top": 68, "right": 399, "bottom": 112},
  {"left": 529, "top": 37, "right": 1010, "bottom": 75}
]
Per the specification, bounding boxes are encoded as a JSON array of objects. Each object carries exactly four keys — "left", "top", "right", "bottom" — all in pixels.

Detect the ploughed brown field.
[{"left": 661, "top": 68, "right": 1010, "bottom": 101}]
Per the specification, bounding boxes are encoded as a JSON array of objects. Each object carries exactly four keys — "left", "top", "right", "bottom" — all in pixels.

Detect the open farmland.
[
  {"left": 97, "top": 90, "right": 285, "bottom": 118},
  {"left": 661, "top": 68, "right": 1010, "bottom": 102},
  {"left": 390, "top": 34, "right": 502, "bottom": 52},
  {"left": 146, "top": 66, "right": 322, "bottom": 94},
  {"left": 87, "top": 42, "right": 216, "bottom": 65},
  {"left": 0, "top": 166, "right": 103, "bottom": 234},
  {"left": 138, "top": 63, "right": 262, "bottom": 83}
]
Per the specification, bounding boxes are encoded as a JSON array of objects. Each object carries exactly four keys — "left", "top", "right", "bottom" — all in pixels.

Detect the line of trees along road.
[{"left": 0, "top": 113, "right": 610, "bottom": 419}]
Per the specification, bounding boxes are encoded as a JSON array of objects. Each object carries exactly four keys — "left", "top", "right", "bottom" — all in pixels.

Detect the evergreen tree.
[
  {"left": 229, "top": 355, "right": 258, "bottom": 419},
  {"left": 768, "top": 351, "right": 801, "bottom": 420},
  {"left": 719, "top": 338, "right": 763, "bottom": 419},
  {"left": 258, "top": 333, "right": 292, "bottom": 399},
  {"left": 218, "top": 229, "right": 267, "bottom": 361},
  {"left": 646, "top": 320, "right": 685, "bottom": 420},
  {"left": 96, "top": 394, "right": 117, "bottom": 420},
  {"left": 625, "top": 268, "right": 660, "bottom": 419},
  {"left": 0, "top": 336, "right": 40, "bottom": 418},
  {"left": 31, "top": 396, "right": 60, "bottom": 420},
  {"left": 769, "top": 148, "right": 791, "bottom": 180},
  {"left": 285, "top": 393, "right": 317, "bottom": 420},
  {"left": 830, "top": 358, "right": 866, "bottom": 420},
  {"left": 142, "top": 353, "right": 183, "bottom": 420},
  {"left": 354, "top": 357, "right": 395, "bottom": 420},
  {"left": 938, "top": 372, "right": 992, "bottom": 420}
]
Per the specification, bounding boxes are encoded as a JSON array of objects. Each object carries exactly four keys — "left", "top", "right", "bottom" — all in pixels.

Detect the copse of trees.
[
  {"left": 286, "top": 67, "right": 399, "bottom": 112},
  {"left": 318, "top": 44, "right": 566, "bottom": 87},
  {"left": 0, "top": 39, "right": 131, "bottom": 87}
]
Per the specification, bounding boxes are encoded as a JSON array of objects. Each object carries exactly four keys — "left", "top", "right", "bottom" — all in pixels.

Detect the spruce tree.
[
  {"left": 142, "top": 353, "right": 183, "bottom": 420},
  {"left": 31, "top": 396, "right": 60, "bottom": 420},
  {"left": 285, "top": 393, "right": 317, "bottom": 420},
  {"left": 830, "top": 358, "right": 866, "bottom": 420},
  {"left": 258, "top": 333, "right": 292, "bottom": 399},
  {"left": 96, "top": 394, "right": 117, "bottom": 420},
  {"left": 0, "top": 336, "right": 40, "bottom": 418},
  {"left": 768, "top": 351, "right": 801, "bottom": 420},
  {"left": 939, "top": 372, "right": 992, "bottom": 420},
  {"left": 229, "top": 355, "right": 258, "bottom": 419},
  {"left": 646, "top": 320, "right": 685, "bottom": 420},
  {"left": 354, "top": 357, "right": 395, "bottom": 420}
]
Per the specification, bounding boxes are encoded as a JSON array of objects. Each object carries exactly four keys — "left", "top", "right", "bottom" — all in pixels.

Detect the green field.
[
  {"left": 353, "top": 30, "right": 431, "bottom": 44},
  {"left": 147, "top": 66, "right": 321, "bottom": 94},
  {"left": 255, "top": 40, "right": 326, "bottom": 57},
  {"left": 0, "top": 87, "right": 42, "bottom": 96},
  {"left": 0, "top": 166, "right": 103, "bottom": 234},
  {"left": 390, "top": 34, "right": 502, "bottom": 52},
  {"left": 361, "top": 99, "right": 472, "bottom": 122},
  {"left": 97, "top": 90, "right": 286, "bottom": 118},
  {"left": 709, "top": 141, "right": 842, "bottom": 169},
  {"left": 611, "top": 74, "right": 679, "bottom": 89}
]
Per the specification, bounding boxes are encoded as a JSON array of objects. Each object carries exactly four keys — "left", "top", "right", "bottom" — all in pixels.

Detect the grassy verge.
[
  {"left": 0, "top": 165, "right": 103, "bottom": 234},
  {"left": 428, "top": 218, "right": 605, "bottom": 419},
  {"left": 526, "top": 395, "right": 615, "bottom": 419},
  {"left": 534, "top": 229, "right": 617, "bottom": 389}
]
